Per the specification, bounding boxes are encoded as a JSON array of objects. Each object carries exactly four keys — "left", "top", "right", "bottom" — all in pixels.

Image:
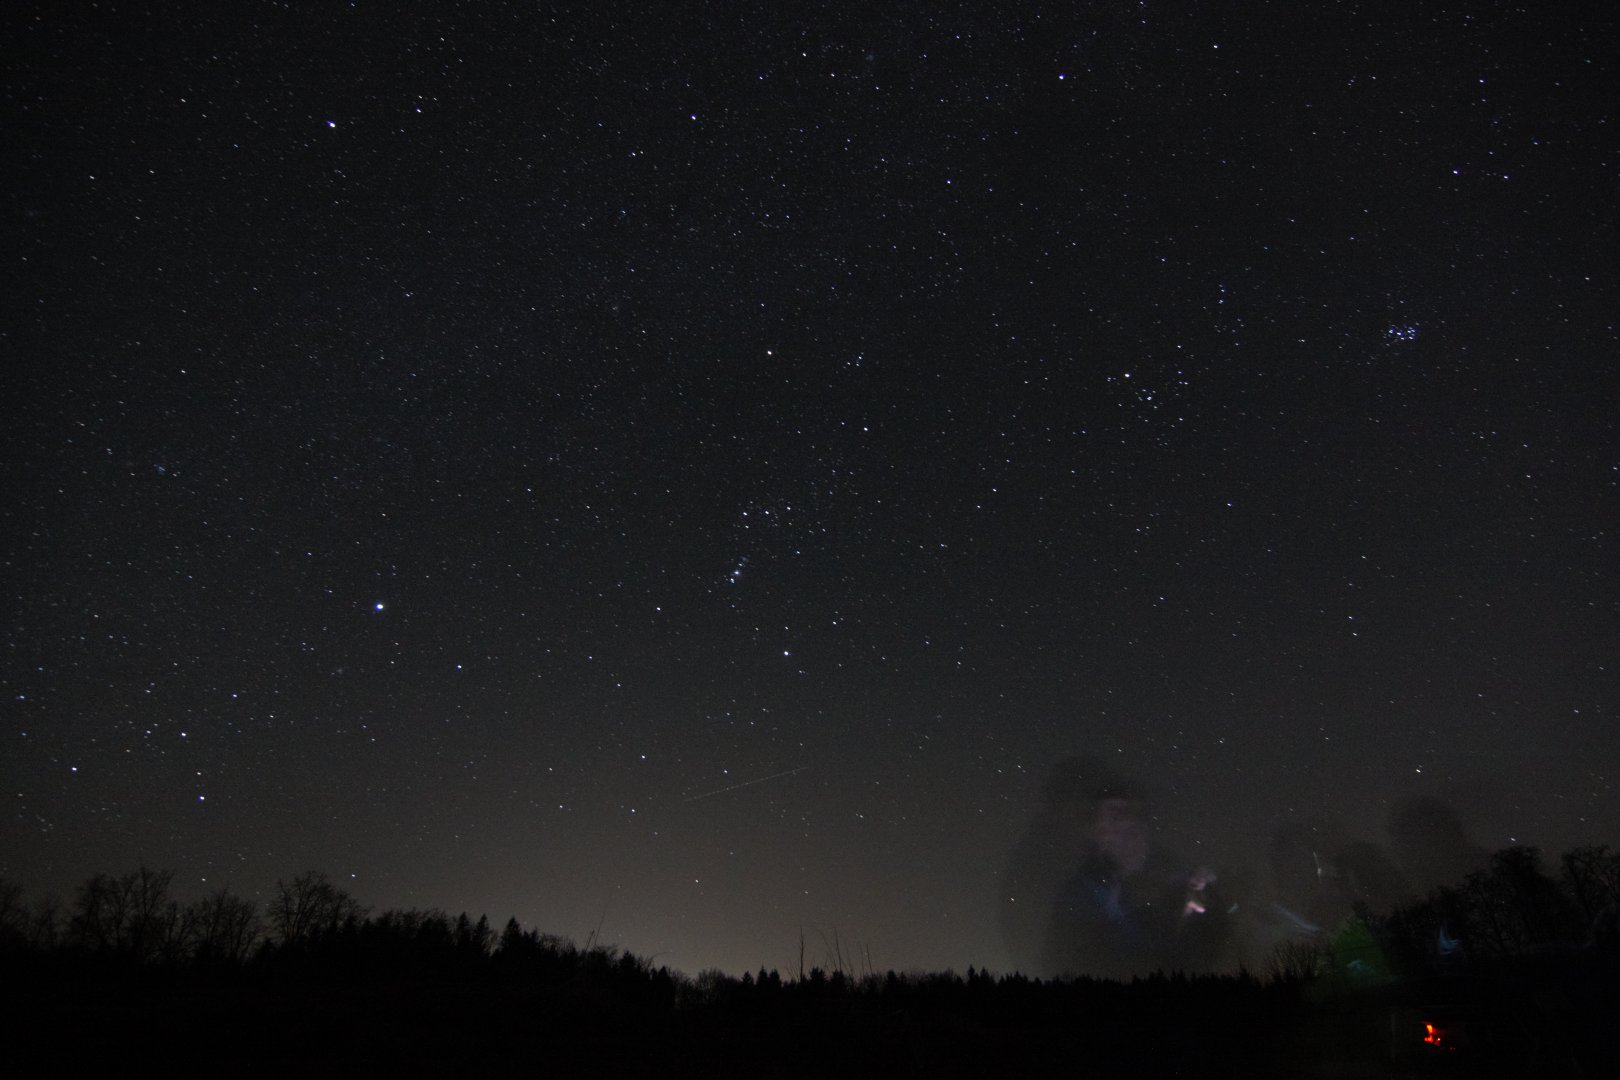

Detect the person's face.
[{"left": 1092, "top": 798, "right": 1150, "bottom": 875}]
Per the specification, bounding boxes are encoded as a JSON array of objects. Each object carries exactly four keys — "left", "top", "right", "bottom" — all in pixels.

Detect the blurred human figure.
[
  {"left": 1333, "top": 838, "right": 1413, "bottom": 911},
  {"left": 1243, "top": 820, "right": 1351, "bottom": 962},
  {"left": 1032, "top": 758, "right": 1226, "bottom": 979},
  {"left": 1387, "top": 795, "right": 1486, "bottom": 897},
  {"left": 998, "top": 757, "right": 1103, "bottom": 975},
  {"left": 1247, "top": 815, "right": 1418, "bottom": 983}
]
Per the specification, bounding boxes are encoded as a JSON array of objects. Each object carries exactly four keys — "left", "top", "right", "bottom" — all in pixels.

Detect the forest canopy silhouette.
[{"left": 2, "top": 844, "right": 1618, "bottom": 1075}]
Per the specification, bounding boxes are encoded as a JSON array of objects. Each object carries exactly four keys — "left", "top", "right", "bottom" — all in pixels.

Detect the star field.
[{"left": 3, "top": 2, "right": 1617, "bottom": 976}]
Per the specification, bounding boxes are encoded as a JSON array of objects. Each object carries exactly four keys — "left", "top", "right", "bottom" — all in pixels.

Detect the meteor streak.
[{"left": 681, "top": 766, "right": 806, "bottom": 803}]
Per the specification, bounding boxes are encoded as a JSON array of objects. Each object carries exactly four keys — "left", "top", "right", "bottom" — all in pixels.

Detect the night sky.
[{"left": 4, "top": 2, "right": 1617, "bottom": 978}]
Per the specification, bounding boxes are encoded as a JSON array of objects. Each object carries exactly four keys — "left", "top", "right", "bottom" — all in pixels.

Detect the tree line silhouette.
[
  {"left": 2, "top": 845, "right": 1617, "bottom": 1076},
  {"left": 1239, "top": 842, "right": 1619, "bottom": 993}
]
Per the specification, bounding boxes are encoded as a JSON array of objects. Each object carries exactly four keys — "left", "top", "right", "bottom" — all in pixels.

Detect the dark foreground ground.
[{"left": 4, "top": 948, "right": 1616, "bottom": 1078}]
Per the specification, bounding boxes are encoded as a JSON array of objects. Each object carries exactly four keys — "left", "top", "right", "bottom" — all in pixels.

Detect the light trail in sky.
[{"left": 680, "top": 766, "right": 807, "bottom": 804}]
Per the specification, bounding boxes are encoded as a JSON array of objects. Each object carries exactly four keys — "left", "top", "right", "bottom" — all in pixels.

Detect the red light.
[{"left": 1422, "top": 1021, "right": 1457, "bottom": 1051}]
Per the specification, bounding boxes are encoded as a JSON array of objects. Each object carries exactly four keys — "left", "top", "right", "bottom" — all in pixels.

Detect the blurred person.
[
  {"left": 1387, "top": 795, "right": 1487, "bottom": 897},
  {"left": 1236, "top": 821, "right": 1349, "bottom": 968},
  {"left": 1035, "top": 758, "right": 1227, "bottom": 979},
  {"left": 998, "top": 756, "right": 1105, "bottom": 975}
]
